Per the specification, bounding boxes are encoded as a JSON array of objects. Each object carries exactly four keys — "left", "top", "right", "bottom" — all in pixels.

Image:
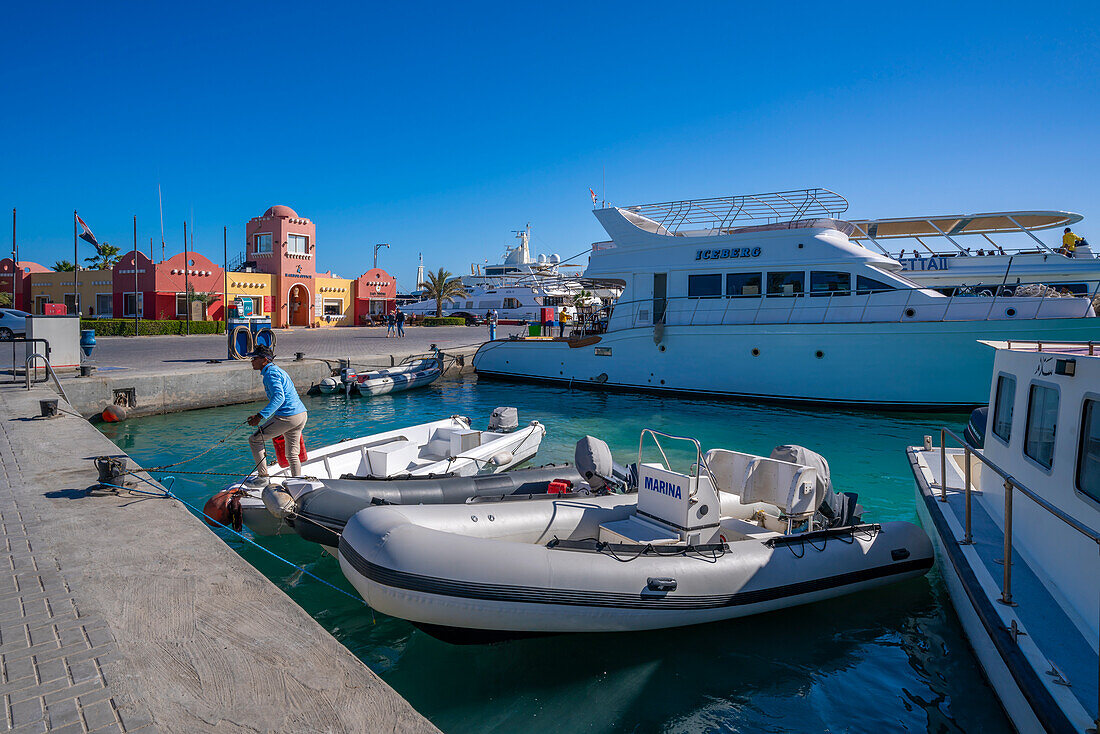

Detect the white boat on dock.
[
  {"left": 338, "top": 430, "right": 932, "bottom": 641},
  {"left": 220, "top": 409, "right": 546, "bottom": 535},
  {"left": 908, "top": 341, "right": 1099, "bottom": 733},
  {"left": 473, "top": 189, "right": 1099, "bottom": 408}
]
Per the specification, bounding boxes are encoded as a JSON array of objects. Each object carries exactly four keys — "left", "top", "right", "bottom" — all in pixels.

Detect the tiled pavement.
[{"left": 0, "top": 419, "right": 152, "bottom": 732}]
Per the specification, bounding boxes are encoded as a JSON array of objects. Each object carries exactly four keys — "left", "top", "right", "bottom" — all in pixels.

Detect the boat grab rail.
[
  {"left": 24, "top": 352, "right": 70, "bottom": 406},
  {"left": 599, "top": 277, "right": 1097, "bottom": 331},
  {"left": 933, "top": 427, "right": 1100, "bottom": 731},
  {"left": 637, "top": 429, "right": 718, "bottom": 499}
]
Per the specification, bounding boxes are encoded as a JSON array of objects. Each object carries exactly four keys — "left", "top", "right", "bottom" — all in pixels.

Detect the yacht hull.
[{"left": 473, "top": 319, "right": 1100, "bottom": 408}]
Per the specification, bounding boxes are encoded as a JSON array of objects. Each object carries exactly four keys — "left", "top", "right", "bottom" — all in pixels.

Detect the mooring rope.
[{"left": 101, "top": 473, "right": 368, "bottom": 607}]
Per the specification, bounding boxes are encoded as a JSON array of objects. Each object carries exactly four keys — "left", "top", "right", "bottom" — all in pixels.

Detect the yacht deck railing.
[
  {"left": 934, "top": 428, "right": 1099, "bottom": 731},
  {"left": 623, "top": 188, "right": 849, "bottom": 233}
]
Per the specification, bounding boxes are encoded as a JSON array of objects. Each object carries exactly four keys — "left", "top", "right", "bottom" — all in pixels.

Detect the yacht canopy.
[
  {"left": 620, "top": 188, "right": 849, "bottom": 233},
  {"left": 848, "top": 211, "right": 1082, "bottom": 240}
]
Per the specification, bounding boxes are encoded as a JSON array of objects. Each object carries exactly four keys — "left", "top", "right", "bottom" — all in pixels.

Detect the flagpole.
[
  {"left": 73, "top": 211, "right": 78, "bottom": 316},
  {"left": 11, "top": 208, "right": 16, "bottom": 310},
  {"left": 222, "top": 225, "right": 227, "bottom": 335},
  {"left": 133, "top": 215, "right": 139, "bottom": 338},
  {"left": 183, "top": 221, "right": 189, "bottom": 336}
]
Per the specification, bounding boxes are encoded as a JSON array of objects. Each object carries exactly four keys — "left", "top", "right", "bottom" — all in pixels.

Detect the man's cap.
[
  {"left": 249, "top": 345, "right": 275, "bottom": 360},
  {"left": 1065, "top": 227, "right": 1072, "bottom": 232}
]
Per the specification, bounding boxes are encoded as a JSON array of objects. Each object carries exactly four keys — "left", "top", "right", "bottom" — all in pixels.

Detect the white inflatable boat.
[
  {"left": 338, "top": 430, "right": 933, "bottom": 641},
  {"left": 223, "top": 408, "right": 545, "bottom": 535},
  {"left": 318, "top": 353, "right": 442, "bottom": 397}
]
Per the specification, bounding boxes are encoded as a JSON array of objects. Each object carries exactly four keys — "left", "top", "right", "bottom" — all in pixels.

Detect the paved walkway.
[
  {"left": 79, "top": 326, "right": 499, "bottom": 374},
  {"left": 0, "top": 385, "right": 437, "bottom": 733}
]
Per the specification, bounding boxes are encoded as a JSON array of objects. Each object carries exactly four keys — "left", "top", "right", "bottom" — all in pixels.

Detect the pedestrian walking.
[
  {"left": 395, "top": 308, "right": 406, "bottom": 337},
  {"left": 386, "top": 310, "right": 396, "bottom": 337}
]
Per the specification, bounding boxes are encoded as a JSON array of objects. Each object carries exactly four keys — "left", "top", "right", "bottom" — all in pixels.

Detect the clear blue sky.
[{"left": 2, "top": 1, "right": 1097, "bottom": 289}]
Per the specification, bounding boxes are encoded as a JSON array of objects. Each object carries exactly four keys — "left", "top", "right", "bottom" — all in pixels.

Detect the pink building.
[
  {"left": 0, "top": 258, "right": 50, "bottom": 311},
  {"left": 244, "top": 205, "right": 317, "bottom": 327},
  {"left": 354, "top": 268, "right": 397, "bottom": 324},
  {"left": 111, "top": 251, "right": 226, "bottom": 321}
]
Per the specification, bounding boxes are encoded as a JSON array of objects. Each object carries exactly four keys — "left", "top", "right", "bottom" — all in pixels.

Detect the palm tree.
[
  {"left": 84, "top": 243, "right": 122, "bottom": 270},
  {"left": 418, "top": 267, "right": 469, "bottom": 318},
  {"left": 53, "top": 260, "right": 76, "bottom": 272}
]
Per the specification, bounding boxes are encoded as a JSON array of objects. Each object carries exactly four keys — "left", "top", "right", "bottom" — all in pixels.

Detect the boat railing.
[
  {"left": 594, "top": 278, "right": 1098, "bottom": 331},
  {"left": 933, "top": 427, "right": 1100, "bottom": 731},
  {"left": 638, "top": 429, "right": 717, "bottom": 499},
  {"left": 622, "top": 188, "right": 849, "bottom": 233}
]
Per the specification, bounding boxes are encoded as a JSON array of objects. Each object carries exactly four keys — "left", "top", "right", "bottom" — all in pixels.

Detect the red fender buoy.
[
  {"left": 272, "top": 434, "right": 308, "bottom": 468},
  {"left": 101, "top": 404, "right": 127, "bottom": 422},
  {"left": 203, "top": 490, "right": 244, "bottom": 531}
]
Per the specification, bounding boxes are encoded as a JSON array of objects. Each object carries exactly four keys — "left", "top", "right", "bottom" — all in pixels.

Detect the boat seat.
[
  {"left": 358, "top": 439, "right": 419, "bottom": 476},
  {"left": 599, "top": 516, "right": 681, "bottom": 545},
  {"left": 706, "top": 449, "right": 819, "bottom": 519}
]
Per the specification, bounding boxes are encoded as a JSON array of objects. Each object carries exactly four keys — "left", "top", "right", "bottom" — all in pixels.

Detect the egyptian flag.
[{"left": 76, "top": 214, "right": 102, "bottom": 253}]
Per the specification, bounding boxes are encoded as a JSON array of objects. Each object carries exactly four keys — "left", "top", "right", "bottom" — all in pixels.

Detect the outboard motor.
[
  {"left": 964, "top": 406, "right": 987, "bottom": 450},
  {"left": 488, "top": 407, "right": 519, "bottom": 432},
  {"left": 770, "top": 444, "right": 862, "bottom": 526},
  {"left": 574, "top": 436, "right": 635, "bottom": 491}
]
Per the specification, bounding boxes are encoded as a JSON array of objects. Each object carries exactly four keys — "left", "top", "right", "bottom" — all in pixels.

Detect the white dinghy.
[
  {"left": 318, "top": 353, "right": 443, "bottom": 397},
  {"left": 219, "top": 408, "right": 545, "bottom": 535},
  {"left": 338, "top": 431, "right": 933, "bottom": 641}
]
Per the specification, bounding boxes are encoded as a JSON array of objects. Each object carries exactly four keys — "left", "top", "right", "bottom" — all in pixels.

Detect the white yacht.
[
  {"left": 404, "top": 225, "right": 616, "bottom": 324},
  {"left": 849, "top": 211, "right": 1100, "bottom": 295},
  {"left": 907, "top": 341, "right": 1098, "bottom": 733},
  {"left": 472, "top": 189, "right": 1099, "bottom": 408}
]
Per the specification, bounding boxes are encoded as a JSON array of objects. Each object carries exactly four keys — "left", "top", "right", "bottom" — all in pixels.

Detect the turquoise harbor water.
[{"left": 98, "top": 378, "right": 1011, "bottom": 733}]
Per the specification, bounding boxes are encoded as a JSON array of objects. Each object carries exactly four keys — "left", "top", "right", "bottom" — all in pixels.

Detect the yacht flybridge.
[
  {"left": 472, "top": 188, "right": 1099, "bottom": 408},
  {"left": 849, "top": 210, "right": 1100, "bottom": 293}
]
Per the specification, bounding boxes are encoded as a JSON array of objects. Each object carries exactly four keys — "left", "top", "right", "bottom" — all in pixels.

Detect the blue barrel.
[
  {"left": 230, "top": 326, "right": 253, "bottom": 360},
  {"left": 254, "top": 327, "right": 275, "bottom": 350},
  {"left": 80, "top": 329, "right": 97, "bottom": 359}
]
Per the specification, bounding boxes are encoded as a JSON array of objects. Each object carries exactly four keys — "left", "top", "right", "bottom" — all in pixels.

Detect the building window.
[
  {"left": 96, "top": 293, "right": 113, "bottom": 317},
  {"left": 254, "top": 233, "right": 272, "bottom": 253},
  {"left": 687, "top": 274, "right": 723, "bottom": 299},
  {"left": 726, "top": 272, "right": 762, "bottom": 297},
  {"left": 809, "top": 271, "right": 851, "bottom": 297},
  {"left": 123, "top": 292, "right": 144, "bottom": 318},
  {"left": 176, "top": 293, "right": 188, "bottom": 316},
  {"left": 992, "top": 375, "right": 1016, "bottom": 442},
  {"left": 322, "top": 298, "right": 343, "bottom": 316},
  {"left": 856, "top": 275, "right": 897, "bottom": 294},
  {"left": 1024, "top": 384, "right": 1058, "bottom": 469},
  {"left": 64, "top": 294, "right": 80, "bottom": 314},
  {"left": 1077, "top": 400, "right": 1100, "bottom": 504},
  {"left": 288, "top": 234, "right": 309, "bottom": 255},
  {"left": 34, "top": 295, "right": 50, "bottom": 314},
  {"left": 767, "top": 271, "right": 805, "bottom": 297}
]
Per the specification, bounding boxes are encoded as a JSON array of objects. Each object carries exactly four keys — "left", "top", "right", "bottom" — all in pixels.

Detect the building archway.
[{"left": 288, "top": 283, "right": 310, "bottom": 326}]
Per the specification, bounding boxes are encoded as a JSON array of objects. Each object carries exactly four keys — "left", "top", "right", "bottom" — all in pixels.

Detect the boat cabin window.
[
  {"left": 502, "top": 298, "right": 521, "bottom": 309},
  {"left": 992, "top": 375, "right": 1016, "bottom": 442},
  {"left": 687, "top": 274, "right": 723, "bottom": 299},
  {"left": 726, "top": 272, "right": 762, "bottom": 297},
  {"left": 767, "top": 271, "right": 804, "bottom": 297},
  {"left": 809, "top": 271, "right": 851, "bottom": 297},
  {"left": 856, "top": 275, "right": 898, "bottom": 294},
  {"left": 1024, "top": 384, "right": 1059, "bottom": 469},
  {"left": 1077, "top": 400, "right": 1100, "bottom": 503}
]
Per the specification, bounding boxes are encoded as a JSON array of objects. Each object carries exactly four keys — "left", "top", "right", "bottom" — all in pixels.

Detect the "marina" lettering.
[{"left": 643, "top": 475, "right": 683, "bottom": 499}]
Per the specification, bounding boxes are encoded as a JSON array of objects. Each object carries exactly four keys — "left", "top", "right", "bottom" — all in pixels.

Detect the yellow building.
[
  {"left": 28, "top": 270, "right": 114, "bottom": 317},
  {"left": 314, "top": 274, "right": 354, "bottom": 326},
  {"left": 224, "top": 272, "right": 276, "bottom": 318}
]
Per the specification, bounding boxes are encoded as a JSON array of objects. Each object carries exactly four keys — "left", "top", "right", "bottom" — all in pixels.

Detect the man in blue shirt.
[{"left": 246, "top": 345, "right": 308, "bottom": 479}]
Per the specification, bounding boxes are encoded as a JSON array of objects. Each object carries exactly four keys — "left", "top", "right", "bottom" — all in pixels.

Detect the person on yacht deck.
[
  {"left": 1060, "top": 227, "right": 1084, "bottom": 257},
  {"left": 246, "top": 345, "right": 308, "bottom": 480}
]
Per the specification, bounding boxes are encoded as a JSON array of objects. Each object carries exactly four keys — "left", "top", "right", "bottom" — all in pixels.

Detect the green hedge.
[
  {"left": 421, "top": 317, "right": 466, "bottom": 326},
  {"left": 80, "top": 319, "right": 226, "bottom": 336}
]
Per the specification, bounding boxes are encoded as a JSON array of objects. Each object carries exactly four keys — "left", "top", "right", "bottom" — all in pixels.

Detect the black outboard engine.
[
  {"left": 574, "top": 436, "right": 635, "bottom": 491},
  {"left": 964, "top": 406, "right": 987, "bottom": 450}
]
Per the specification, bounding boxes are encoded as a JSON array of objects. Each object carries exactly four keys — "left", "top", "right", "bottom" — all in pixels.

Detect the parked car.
[{"left": 0, "top": 308, "right": 29, "bottom": 340}]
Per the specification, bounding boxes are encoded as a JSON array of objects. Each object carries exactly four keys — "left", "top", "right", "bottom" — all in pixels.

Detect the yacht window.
[
  {"left": 726, "top": 273, "right": 762, "bottom": 297},
  {"left": 1076, "top": 400, "right": 1100, "bottom": 503},
  {"left": 1024, "top": 384, "right": 1059, "bottom": 469},
  {"left": 992, "top": 375, "right": 1016, "bottom": 442},
  {"left": 856, "top": 275, "right": 898, "bottom": 294},
  {"left": 809, "top": 271, "right": 851, "bottom": 297},
  {"left": 767, "top": 271, "right": 804, "bottom": 297},
  {"left": 688, "top": 274, "right": 723, "bottom": 299},
  {"left": 502, "top": 298, "right": 521, "bottom": 309}
]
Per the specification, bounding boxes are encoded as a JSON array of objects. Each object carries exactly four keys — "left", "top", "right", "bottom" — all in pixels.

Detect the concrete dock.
[{"left": 0, "top": 385, "right": 439, "bottom": 733}]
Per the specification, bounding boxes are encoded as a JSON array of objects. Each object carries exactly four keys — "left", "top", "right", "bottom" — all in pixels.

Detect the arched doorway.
[{"left": 288, "top": 284, "right": 310, "bottom": 326}]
